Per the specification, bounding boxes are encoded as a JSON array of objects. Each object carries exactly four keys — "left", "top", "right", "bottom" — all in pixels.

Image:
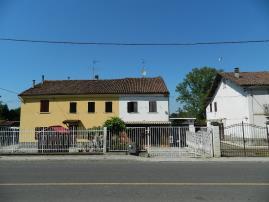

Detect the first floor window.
[
  {"left": 88, "top": 102, "right": 95, "bottom": 113},
  {"left": 40, "top": 100, "right": 49, "bottom": 113},
  {"left": 70, "top": 102, "right": 77, "bottom": 113},
  {"left": 149, "top": 101, "right": 157, "bottom": 112},
  {"left": 127, "top": 102, "right": 138, "bottom": 113},
  {"left": 214, "top": 102, "right": 217, "bottom": 112},
  {"left": 105, "top": 101, "right": 112, "bottom": 113}
]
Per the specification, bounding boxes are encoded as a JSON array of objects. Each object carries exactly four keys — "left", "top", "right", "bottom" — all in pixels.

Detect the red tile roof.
[
  {"left": 19, "top": 77, "right": 169, "bottom": 96},
  {"left": 220, "top": 72, "right": 269, "bottom": 86}
]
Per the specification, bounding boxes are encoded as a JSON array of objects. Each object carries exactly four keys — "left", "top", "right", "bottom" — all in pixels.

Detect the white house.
[
  {"left": 206, "top": 68, "right": 269, "bottom": 127},
  {"left": 119, "top": 95, "right": 169, "bottom": 125},
  {"left": 118, "top": 77, "right": 170, "bottom": 126}
]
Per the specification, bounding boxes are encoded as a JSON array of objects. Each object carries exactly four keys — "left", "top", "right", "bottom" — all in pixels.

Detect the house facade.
[
  {"left": 19, "top": 77, "right": 170, "bottom": 142},
  {"left": 206, "top": 69, "right": 269, "bottom": 127}
]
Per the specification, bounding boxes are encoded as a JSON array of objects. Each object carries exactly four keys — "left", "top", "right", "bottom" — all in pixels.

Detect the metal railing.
[
  {"left": 220, "top": 122, "right": 269, "bottom": 157},
  {"left": 0, "top": 128, "right": 104, "bottom": 154}
]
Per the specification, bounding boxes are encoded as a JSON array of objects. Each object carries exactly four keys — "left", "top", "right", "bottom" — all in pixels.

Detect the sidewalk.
[{"left": 0, "top": 154, "right": 269, "bottom": 162}]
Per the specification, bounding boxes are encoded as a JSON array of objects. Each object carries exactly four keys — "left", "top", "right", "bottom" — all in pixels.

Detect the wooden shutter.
[
  {"left": 40, "top": 100, "right": 49, "bottom": 112},
  {"left": 149, "top": 101, "right": 157, "bottom": 112},
  {"left": 105, "top": 102, "right": 112, "bottom": 113},
  {"left": 70, "top": 102, "right": 77, "bottom": 113},
  {"left": 88, "top": 102, "right": 95, "bottom": 113}
]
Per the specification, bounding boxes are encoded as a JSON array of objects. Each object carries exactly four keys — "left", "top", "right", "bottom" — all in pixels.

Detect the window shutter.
[
  {"left": 40, "top": 100, "right": 49, "bottom": 112},
  {"left": 134, "top": 102, "right": 137, "bottom": 112}
]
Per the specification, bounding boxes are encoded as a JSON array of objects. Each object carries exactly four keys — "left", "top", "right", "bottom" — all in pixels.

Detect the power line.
[
  {"left": 0, "top": 87, "right": 18, "bottom": 95},
  {"left": 0, "top": 37, "right": 269, "bottom": 46}
]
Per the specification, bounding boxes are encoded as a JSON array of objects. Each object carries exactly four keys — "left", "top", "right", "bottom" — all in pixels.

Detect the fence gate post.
[
  {"left": 211, "top": 126, "right": 221, "bottom": 157},
  {"left": 146, "top": 127, "right": 150, "bottom": 157},
  {"left": 103, "top": 127, "right": 107, "bottom": 154}
]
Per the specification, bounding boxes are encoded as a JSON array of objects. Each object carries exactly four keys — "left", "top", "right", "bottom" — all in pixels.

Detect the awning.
[
  {"left": 125, "top": 121, "right": 171, "bottom": 125},
  {"left": 63, "top": 120, "right": 81, "bottom": 126}
]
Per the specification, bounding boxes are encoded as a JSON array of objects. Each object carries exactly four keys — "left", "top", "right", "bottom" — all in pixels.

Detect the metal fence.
[
  {"left": 220, "top": 122, "right": 269, "bottom": 157},
  {"left": 0, "top": 128, "right": 104, "bottom": 154},
  {"left": 0, "top": 126, "right": 214, "bottom": 158},
  {"left": 107, "top": 127, "right": 147, "bottom": 152}
]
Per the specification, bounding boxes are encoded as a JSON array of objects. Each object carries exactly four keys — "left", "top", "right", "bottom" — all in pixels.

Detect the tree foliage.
[
  {"left": 176, "top": 67, "right": 220, "bottom": 122},
  {"left": 103, "top": 117, "right": 126, "bottom": 131},
  {"left": 0, "top": 101, "right": 20, "bottom": 121}
]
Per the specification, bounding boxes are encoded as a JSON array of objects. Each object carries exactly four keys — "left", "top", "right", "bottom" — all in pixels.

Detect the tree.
[
  {"left": 176, "top": 67, "right": 221, "bottom": 123},
  {"left": 0, "top": 101, "right": 20, "bottom": 121},
  {"left": 0, "top": 102, "right": 9, "bottom": 120},
  {"left": 103, "top": 117, "right": 126, "bottom": 131}
]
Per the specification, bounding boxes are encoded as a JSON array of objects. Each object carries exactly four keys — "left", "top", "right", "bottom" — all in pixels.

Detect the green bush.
[{"left": 103, "top": 117, "right": 126, "bottom": 131}]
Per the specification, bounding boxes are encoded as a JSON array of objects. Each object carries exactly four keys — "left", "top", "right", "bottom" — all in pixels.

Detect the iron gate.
[{"left": 220, "top": 122, "right": 269, "bottom": 157}]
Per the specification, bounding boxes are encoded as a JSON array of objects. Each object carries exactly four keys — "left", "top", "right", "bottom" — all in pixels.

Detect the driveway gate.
[{"left": 220, "top": 122, "right": 269, "bottom": 157}]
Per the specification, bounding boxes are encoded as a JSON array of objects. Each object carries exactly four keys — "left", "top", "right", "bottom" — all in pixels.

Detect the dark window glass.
[
  {"left": 70, "top": 102, "right": 77, "bottom": 113},
  {"left": 210, "top": 103, "right": 212, "bottom": 112},
  {"left": 127, "top": 102, "right": 138, "bottom": 113},
  {"left": 105, "top": 102, "right": 112, "bottom": 113},
  {"left": 214, "top": 102, "right": 217, "bottom": 112},
  {"left": 40, "top": 100, "right": 49, "bottom": 112},
  {"left": 149, "top": 101, "right": 157, "bottom": 112},
  {"left": 88, "top": 102, "right": 95, "bottom": 113}
]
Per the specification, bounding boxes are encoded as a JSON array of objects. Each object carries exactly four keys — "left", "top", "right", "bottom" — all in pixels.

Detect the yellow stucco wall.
[{"left": 19, "top": 95, "right": 119, "bottom": 142}]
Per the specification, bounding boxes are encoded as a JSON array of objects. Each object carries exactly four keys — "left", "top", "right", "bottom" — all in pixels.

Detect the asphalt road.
[{"left": 0, "top": 160, "right": 269, "bottom": 202}]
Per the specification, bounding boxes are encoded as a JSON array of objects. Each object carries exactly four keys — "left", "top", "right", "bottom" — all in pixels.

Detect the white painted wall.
[
  {"left": 248, "top": 89, "right": 269, "bottom": 126},
  {"left": 119, "top": 95, "right": 169, "bottom": 122},
  {"left": 206, "top": 79, "right": 250, "bottom": 126}
]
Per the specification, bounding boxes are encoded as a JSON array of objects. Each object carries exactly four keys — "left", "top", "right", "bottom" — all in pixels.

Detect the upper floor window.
[
  {"left": 70, "top": 102, "right": 77, "bottom": 113},
  {"left": 149, "top": 101, "right": 157, "bottom": 112},
  {"left": 105, "top": 101, "right": 112, "bottom": 113},
  {"left": 127, "top": 102, "right": 138, "bottom": 113},
  {"left": 40, "top": 100, "right": 49, "bottom": 113},
  {"left": 214, "top": 102, "right": 217, "bottom": 112},
  {"left": 88, "top": 102, "right": 95, "bottom": 113},
  {"left": 209, "top": 103, "right": 212, "bottom": 112}
]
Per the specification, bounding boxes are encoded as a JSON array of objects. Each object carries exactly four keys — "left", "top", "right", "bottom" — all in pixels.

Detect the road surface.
[{"left": 0, "top": 159, "right": 268, "bottom": 202}]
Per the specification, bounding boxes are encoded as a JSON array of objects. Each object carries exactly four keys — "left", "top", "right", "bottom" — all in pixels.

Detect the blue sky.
[{"left": 0, "top": 0, "right": 269, "bottom": 112}]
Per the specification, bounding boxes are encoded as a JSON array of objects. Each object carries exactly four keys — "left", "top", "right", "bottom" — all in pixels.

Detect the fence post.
[
  {"left": 12, "top": 129, "right": 15, "bottom": 153},
  {"left": 103, "top": 127, "right": 107, "bottom": 154},
  {"left": 266, "top": 123, "right": 269, "bottom": 150},
  {"left": 211, "top": 126, "right": 221, "bottom": 157},
  {"left": 42, "top": 127, "right": 45, "bottom": 153},
  {"left": 189, "top": 122, "right": 195, "bottom": 133},
  {"left": 241, "top": 121, "right": 246, "bottom": 157},
  {"left": 147, "top": 127, "right": 150, "bottom": 157}
]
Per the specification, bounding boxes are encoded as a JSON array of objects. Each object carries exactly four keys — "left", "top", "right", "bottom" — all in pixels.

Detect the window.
[
  {"left": 40, "top": 100, "right": 49, "bottom": 113},
  {"left": 209, "top": 103, "right": 212, "bottom": 112},
  {"left": 149, "top": 101, "right": 157, "bottom": 112},
  {"left": 70, "top": 102, "right": 77, "bottom": 113},
  {"left": 88, "top": 102, "right": 95, "bottom": 113},
  {"left": 127, "top": 102, "right": 138, "bottom": 113},
  {"left": 105, "top": 102, "right": 112, "bottom": 113},
  {"left": 214, "top": 102, "right": 217, "bottom": 112}
]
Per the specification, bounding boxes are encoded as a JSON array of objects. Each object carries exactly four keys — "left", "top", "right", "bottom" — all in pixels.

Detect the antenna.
[
  {"left": 141, "top": 59, "right": 147, "bottom": 77},
  {"left": 91, "top": 60, "right": 99, "bottom": 79}
]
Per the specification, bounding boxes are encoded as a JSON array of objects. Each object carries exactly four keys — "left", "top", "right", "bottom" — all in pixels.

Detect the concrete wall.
[{"left": 119, "top": 95, "right": 169, "bottom": 122}]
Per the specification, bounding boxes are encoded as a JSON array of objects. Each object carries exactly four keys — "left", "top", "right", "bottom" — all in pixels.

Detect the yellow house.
[{"left": 19, "top": 77, "right": 169, "bottom": 142}]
